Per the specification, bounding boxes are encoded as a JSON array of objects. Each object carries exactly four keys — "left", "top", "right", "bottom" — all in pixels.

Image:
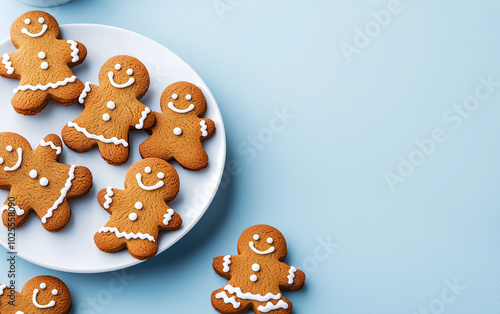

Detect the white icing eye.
[
  {"left": 115, "top": 64, "right": 121, "bottom": 70},
  {"left": 144, "top": 167, "right": 152, "bottom": 173},
  {"left": 172, "top": 94, "right": 178, "bottom": 100},
  {"left": 29, "top": 170, "right": 38, "bottom": 179},
  {"left": 107, "top": 101, "right": 116, "bottom": 109},
  {"left": 6, "top": 146, "right": 13, "bottom": 152},
  {"left": 40, "top": 177, "right": 49, "bottom": 186},
  {"left": 24, "top": 18, "right": 31, "bottom": 25},
  {"left": 128, "top": 213, "right": 138, "bottom": 221},
  {"left": 0, "top": 157, "right": 3, "bottom": 165},
  {"left": 38, "top": 17, "right": 45, "bottom": 24},
  {"left": 102, "top": 113, "right": 111, "bottom": 121},
  {"left": 126, "top": 69, "right": 133, "bottom": 75},
  {"left": 40, "top": 283, "right": 46, "bottom": 289},
  {"left": 185, "top": 94, "right": 192, "bottom": 100},
  {"left": 134, "top": 202, "right": 143, "bottom": 210},
  {"left": 252, "top": 263, "right": 260, "bottom": 272},
  {"left": 250, "top": 275, "right": 258, "bottom": 282},
  {"left": 157, "top": 172, "right": 165, "bottom": 179},
  {"left": 267, "top": 237, "right": 273, "bottom": 244},
  {"left": 253, "top": 234, "right": 259, "bottom": 241},
  {"left": 41, "top": 62, "right": 49, "bottom": 70},
  {"left": 38, "top": 51, "right": 46, "bottom": 59},
  {"left": 52, "top": 289, "right": 58, "bottom": 295},
  {"left": 173, "top": 127, "right": 182, "bottom": 136}
]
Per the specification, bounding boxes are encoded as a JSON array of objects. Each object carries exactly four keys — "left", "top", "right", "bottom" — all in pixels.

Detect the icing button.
[
  {"left": 128, "top": 213, "right": 138, "bottom": 221},
  {"left": 39, "top": 177, "right": 49, "bottom": 187},
  {"left": 173, "top": 127, "right": 182, "bottom": 136},
  {"left": 102, "top": 113, "right": 111, "bottom": 121},
  {"left": 38, "top": 51, "right": 46, "bottom": 59},
  {"left": 29, "top": 169, "right": 38, "bottom": 179},
  {"left": 135, "top": 202, "right": 143, "bottom": 210},
  {"left": 252, "top": 263, "right": 260, "bottom": 272},
  {"left": 41, "top": 62, "right": 49, "bottom": 70},
  {"left": 107, "top": 101, "right": 116, "bottom": 109},
  {"left": 250, "top": 275, "right": 258, "bottom": 282}
]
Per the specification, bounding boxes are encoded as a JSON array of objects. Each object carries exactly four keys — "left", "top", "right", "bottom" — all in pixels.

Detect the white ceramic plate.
[{"left": 0, "top": 24, "right": 226, "bottom": 273}]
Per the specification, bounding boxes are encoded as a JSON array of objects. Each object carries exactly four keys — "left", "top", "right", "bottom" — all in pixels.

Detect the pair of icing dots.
[
  {"left": 39, "top": 282, "right": 58, "bottom": 295},
  {"left": 114, "top": 64, "right": 133, "bottom": 75},
  {"left": 144, "top": 166, "right": 165, "bottom": 178},
  {"left": 24, "top": 17, "right": 45, "bottom": 25},
  {"left": 37, "top": 51, "right": 48, "bottom": 70},
  {"left": 0, "top": 146, "right": 12, "bottom": 164},
  {"left": 171, "top": 93, "right": 192, "bottom": 100},
  {"left": 103, "top": 101, "right": 116, "bottom": 122},
  {"left": 129, "top": 201, "right": 143, "bottom": 221},
  {"left": 253, "top": 234, "right": 274, "bottom": 243},
  {"left": 29, "top": 170, "right": 49, "bottom": 186}
]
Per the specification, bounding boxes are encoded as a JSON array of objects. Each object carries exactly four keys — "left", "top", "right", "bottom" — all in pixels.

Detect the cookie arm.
[
  {"left": 34, "top": 134, "right": 63, "bottom": 162},
  {"left": 134, "top": 104, "right": 155, "bottom": 130},
  {"left": 199, "top": 118, "right": 215, "bottom": 140},
  {"left": 97, "top": 187, "right": 119, "bottom": 214},
  {"left": 2, "top": 191, "right": 30, "bottom": 229},
  {"left": 65, "top": 40, "right": 87, "bottom": 67},
  {"left": 0, "top": 51, "right": 19, "bottom": 79},
  {"left": 278, "top": 262, "right": 306, "bottom": 290},
  {"left": 213, "top": 255, "right": 234, "bottom": 279},
  {"left": 159, "top": 207, "right": 182, "bottom": 231}
]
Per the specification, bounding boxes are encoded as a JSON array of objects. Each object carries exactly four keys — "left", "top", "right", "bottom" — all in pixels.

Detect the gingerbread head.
[
  {"left": 160, "top": 81, "right": 207, "bottom": 117},
  {"left": 212, "top": 225, "right": 306, "bottom": 314},
  {"left": 99, "top": 55, "right": 150, "bottom": 98},
  {"left": 10, "top": 11, "right": 60, "bottom": 47},
  {"left": 0, "top": 275, "right": 71, "bottom": 313},
  {"left": 0, "top": 132, "right": 32, "bottom": 185}
]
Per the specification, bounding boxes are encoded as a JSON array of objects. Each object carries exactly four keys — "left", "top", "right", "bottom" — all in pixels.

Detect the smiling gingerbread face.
[
  {"left": 98, "top": 55, "right": 150, "bottom": 98},
  {"left": 0, "top": 132, "right": 31, "bottom": 181},
  {"left": 160, "top": 81, "right": 207, "bottom": 117},
  {"left": 10, "top": 11, "right": 60, "bottom": 46},
  {"left": 20, "top": 276, "right": 71, "bottom": 313},
  {"left": 237, "top": 225, "right": 288, "bottom": 260}
]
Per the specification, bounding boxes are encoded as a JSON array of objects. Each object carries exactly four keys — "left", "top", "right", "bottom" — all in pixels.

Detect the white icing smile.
[
  {"left": 3, "top": 147, "right": 23, "bottom": 172},
  {"left": 249, "top": 241, "right": 275, "bottom": 255},
  {"left": 108, "top": 71, "right": 135, "bottom": 88},
  {"left": 21, "top": 22, "right": 48, "bottom": 38},
  {"left": 32, "top": 283, "right": 56, "bottom": 309},
  {"left": 136, "top": 173, "right": 164, "bottom": 191},
  {"left": 168, "top": 101, "right": 195, "bottom": 114}
]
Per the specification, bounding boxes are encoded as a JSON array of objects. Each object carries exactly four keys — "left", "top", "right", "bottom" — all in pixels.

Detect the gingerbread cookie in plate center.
[
  {"left": 139, "top": 81, "right": 215, "bottom": 171},
  {"left": 62, "top": 55, "right": 154, "bottom": 165},
  {"left": 0, "top": 11, "right": 87, "bottom": 115}
]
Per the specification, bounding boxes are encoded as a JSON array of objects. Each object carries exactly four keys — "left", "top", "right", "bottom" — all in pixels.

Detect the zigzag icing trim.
[
  {"left": 2, "top": 53, "right": 14, "bottom": 74},
  {"left": 67, "top": 40, "right": 79, "bottom": 62},
  {"left": 41, "top": 165, "right": 75, "bottom": 223},
  {"left": 200, "top": 120, "right": 208, "bottom": 137},
  {"left": 103, "top": 187, "right": 113, "bottom": 209},
  {"left": 40, "top": 140, "right": 62, "bottom": 155},
  {"left": 223, "top": 285, "right": 281, "bottom": 302},
  {"left": 257, "top": 300, "right": 289, "bottom": 312},
  {"left": 13, "top": 75, "right": 77, "bottom": 93},
  {"left": 0, "top": 205, "right": 24, "bottom": 216},
  {"left": 98, "top": 227, "right": 155, "bottom": 242},
  {"left": 287, "top": 266, "right": 297, "bottom": 284},
  {"left": 162, "top": 209, "right": 174, "bottom": 226},
  {"left": 215, "top": 291, "right": 240, "bottom": 309},
  {"left": 79, "top": 81, "right": 91, "bottom": 104},
  {"left": 67, "top": 121, "right": 128, "bottom": 147},
  {"left": 135, "top": 107, "right": 151, "bottom": 129},
  {"left": 222, "top": 255, "right": 231, "bottom": 272}
]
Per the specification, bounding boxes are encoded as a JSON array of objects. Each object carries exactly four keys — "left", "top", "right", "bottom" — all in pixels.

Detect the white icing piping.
[
  {"left": 108, "top": 71, "right": 135, "bottom": 88},
  {"left": 32, "top": 288, "right": 55, "bottom": 309},
  {"left": 162, "top": 208, "right": 174, "bottom": 226},
  {"left": 222, "top": 255, "right": 231, "bottom": 272},
  {"left": 0, "top": 284, "right": 5, "bottom": 295},
  {"left": 168, "top": 102, "right": 195, "bottom": 114},
  {"left": 1, "top": 205, "right": 25, "bottom": 216},
  {"left": 13, "top": 75, "right": 77, "bottom": 93},
  {"left": 200, "top": 120, "right": 208, "bottom": 137},
  {"left": 249, "top": 241, "right": 275, "bottom": 255},
  {"left": 67, "top": 40, "right": 79, "bottom": 62},
  {"left": 98, "top": 227, "right": 155, "bottom": 242},
  {"left": 67, "top": 121, "right": 129, "bottom": 147},
  {"left": 135, "top": 107, "right": 151, "bottom": 129},
  {"left": 223, "top": 285, "right": 281, "bottom": 302},
  {"left": 103, "top": 187, "right": 113, "bottom": 209},
  {"left": 4, "top": 148, "right": 23, "bottom": 171},
  {"left": 21, "top": 24, "right": 48, "bottom": 37},
  {"left": 287, "top": 266, "right": 297, "bottom": 284},
  {"left": 2, "top": 54, "right": 14, "bottom": 74},
  {"left": 257, "top": 300, "right": 289, "bottom": 312},
  {"left": 41, "top": 165, "right": 75, "bottom": 224},
  {"left": 135, "top": 173, "right": 164, "bottom": 191},
  {"left": 40, "top": 140, "right": 62, "bottom": 155},
  {"left": 78, "top": 81, "right": 91, "bottom": 104},
  {"left": 215, "top": 291, "right": 240, "bottom": 309}
]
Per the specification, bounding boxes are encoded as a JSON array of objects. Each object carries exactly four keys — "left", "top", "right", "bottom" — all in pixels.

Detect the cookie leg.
[
  {"left": 211, "top": 288, "right": 249, "bottom": 314},
  {"left": 127, "top": 239, "right": 158, "bottom": 260},
  {"left": 94, "top": 231, "right": 126, "bottom": 253},
  {"left": 1, "top": 199, "right": 30, "bottom": 229},
  {"left": 254, "top": 297, "right": 293, "bottom": 314},
  {"left": 11, "top": 90, "right": 49, "bottom": 115},
  {"left": 61, "top": 123, "right": 97, "bottom": 152},
  {"left": 50, "top": 79, "right": 85, "bottom": 106},
  {"left": 39, "top": 200, "right": 71, "bottom": 232},
  {"left": 98, "top": 142, "right": 129, "bottom": 166},
  {"left": 173, "top": 146, "right": 209, "bottom": 171},
  {"left": 67, "top": 166, "right": 93, "bottom": 198}
]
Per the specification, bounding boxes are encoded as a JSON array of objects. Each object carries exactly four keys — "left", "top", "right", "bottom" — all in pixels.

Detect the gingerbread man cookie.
[
  {"left": 62, "top": 55, "right": 154, "bottom": 165},
  {"left": 212, "top": 225, "right": 306, "bottom": 314},
  {"left": 139, "top": 81, "right": 215, "bottom": 171},
  {"left": 0, "top": 275, "right": 71, "bottom": 313},
  {"left": 0, "top": 11, "right": 87, "bottom": 115},
  {"left": 94, "top": 158, "right": 182, "bottom": 260},
  {"left": 0, "top": 132, "right": 93, "bottom": 232}
]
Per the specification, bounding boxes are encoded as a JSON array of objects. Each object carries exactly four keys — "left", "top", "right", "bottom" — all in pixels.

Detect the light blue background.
[{"left": 1, "top": 0, "right": 499, "bottom": 313}]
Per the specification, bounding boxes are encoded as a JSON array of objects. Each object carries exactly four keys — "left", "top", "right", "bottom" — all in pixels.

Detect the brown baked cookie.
[
  {"left": 0, "top": 275, "right": 71, "bottom": 313},
  {"left": 0, "top": 11, "right": 87, "bottom": 115},
  {"left": 212, "top": 225, "right": 306, "bottom": 314},
  {"left": 0, "top": 132, "right": 93, "bottom": 232},
  {"left": 61, "top": 55, "right": 154, "bottom": 165},
  {"left": 139, "top": 81, "right": 215, "bottom": 171},
  {"left": 94, "top": 158, "right": 182, "bottom": 260}
]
